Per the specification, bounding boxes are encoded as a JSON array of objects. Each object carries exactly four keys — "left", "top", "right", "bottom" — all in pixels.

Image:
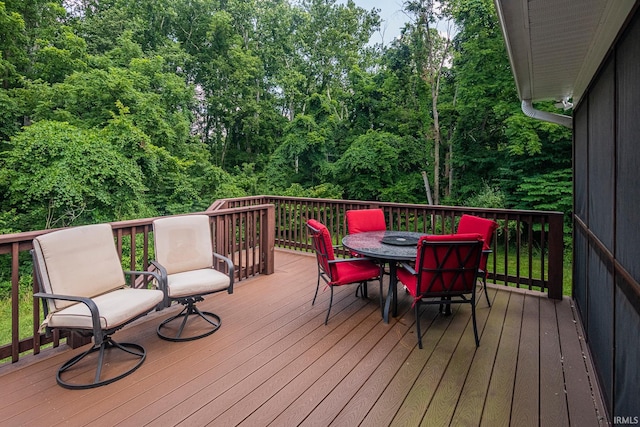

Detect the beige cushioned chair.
[
  {"left": 152, "top": 215, "right": 234, "bottom": 341},
  {"left": 32, "top": 223, "right": 165, "bottom": 389}
]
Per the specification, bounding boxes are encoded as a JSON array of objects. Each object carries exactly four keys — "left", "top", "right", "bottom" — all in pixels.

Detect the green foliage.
[
  {"left": 33, "top": 26, "right": 89, "bottom": 83},
  {"left": 464, "top": 183, "right": 505, "bottom": 209},
  {"left": 335, "top": 131, "right": 404, "bottom": 201},
  {"left": 0, "top": 120, "right": 150, "bottom": 229},
  {"left": 282, "top": 182, "right": 343, "bottom": 199},
  {"left": 228, "top": 163, "right": 266, "bottom": 196},
  {"left": 515, "top": 168, "right": 573, "bottom": 244},
  {"left": 515, "top": 169, "right": 572, "bottom": 213},
  {"left": 0, "top": 2, "right": 28, "bottom": 87},
  {"left": 0, "top": 0, "right": 573, "bottom": 242}
]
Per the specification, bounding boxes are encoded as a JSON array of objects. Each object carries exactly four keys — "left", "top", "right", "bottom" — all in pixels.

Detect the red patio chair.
[
  {"left": 397, "top": 233, "right": 484, "bottom": 348},
  {"left": 456, "top": 214, "right": 499, "bottom": 306},
  {"left": 307, "top": 219, "right": 382, "bottom": 325},
  {"left": 346, "top": 208, "right": 388, "bottom": 289}
]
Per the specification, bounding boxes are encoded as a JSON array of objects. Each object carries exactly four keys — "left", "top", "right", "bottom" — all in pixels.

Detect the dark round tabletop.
[{"left": 342, "top": 230, "right": 426, "bottom": 261}]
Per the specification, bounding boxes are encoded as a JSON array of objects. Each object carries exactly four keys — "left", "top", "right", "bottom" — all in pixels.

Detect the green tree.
[
  {"left": 0, "top": 120, "right": 150, "bottom": 230},
  {"left": 334, "top": 131, "right": 401, "bottom": 201},
  {"left": 403, "top": 0, "right": 455, "bottom": 204},
  {"left": 0, "top": 2, "right": 27, "bottom": 89}
]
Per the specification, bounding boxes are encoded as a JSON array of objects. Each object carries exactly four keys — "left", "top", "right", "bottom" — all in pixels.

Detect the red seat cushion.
[
  {"left": 307, "top": 218, "right": 379, "bottom": 285},
  {"left": 333, "top": 260, "right": 381, "bottom": 286}
]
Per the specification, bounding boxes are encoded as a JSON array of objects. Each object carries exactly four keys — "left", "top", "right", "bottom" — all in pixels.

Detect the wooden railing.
[
  {"left": 0, "top": 204, "right": 275, "bottom": 363},
  {"left": 1, "top": 196, "right": 563, "bottom": 364},
  {"left": 211, "top": 196, "right": 565, "bottom": 299}
]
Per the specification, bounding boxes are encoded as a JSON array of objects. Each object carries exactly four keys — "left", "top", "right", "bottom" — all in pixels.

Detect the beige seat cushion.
[
  {"left": 46, "top": 288, "right": 164, "bottom": 330},
  {"left": 167, "top": 269, "right": 231, "bottom": 298}
]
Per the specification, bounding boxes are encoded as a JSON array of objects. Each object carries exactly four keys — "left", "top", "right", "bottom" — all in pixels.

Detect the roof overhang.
[{"left": 494, "top": 0, "right": 637, "bottom": 105}]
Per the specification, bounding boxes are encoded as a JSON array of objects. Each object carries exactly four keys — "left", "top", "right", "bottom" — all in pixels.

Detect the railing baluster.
[
  {"left": 0, "top": 196, "right": 562, "bottom": 363},
  {"left": 11, "top": 243, "right": 19, "bottom": 363}
]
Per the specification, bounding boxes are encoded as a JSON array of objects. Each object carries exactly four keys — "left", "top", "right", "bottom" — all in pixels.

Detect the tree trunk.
[
  {"left": 422, "top": 171, "right": 434, "bottom": 205},
  {"left": 447, "top": 140, "right": 453, "bottom": 198},
  {"left": 432, "top": 85, "right": 441, "bottom": 205}
]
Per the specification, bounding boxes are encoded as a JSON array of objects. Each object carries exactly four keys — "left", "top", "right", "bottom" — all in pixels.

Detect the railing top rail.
[
  {"left": 218, "top": 195, "right": 563, "bottom": 217},
  {"left": 0, "top": 204, "right": 275, "bottom": 250}
]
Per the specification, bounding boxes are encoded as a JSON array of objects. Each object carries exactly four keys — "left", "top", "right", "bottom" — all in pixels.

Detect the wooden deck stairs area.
[{"left": 0, "top": 249, "right": 608, "bottom": 426}]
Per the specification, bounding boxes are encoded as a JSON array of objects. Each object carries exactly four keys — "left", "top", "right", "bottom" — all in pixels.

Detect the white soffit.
[{"left": 494, "top": 0, "right": 636, "bottom": 104}]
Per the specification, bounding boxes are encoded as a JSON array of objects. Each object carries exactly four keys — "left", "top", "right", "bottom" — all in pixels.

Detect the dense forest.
[{"left": 0, "top": 0, "right": 572, "bottom": 234}]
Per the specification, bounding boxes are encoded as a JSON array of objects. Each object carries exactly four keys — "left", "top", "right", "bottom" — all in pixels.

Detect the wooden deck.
[{"left": 0, "top": 249, "right": 608, "bottom": 426}]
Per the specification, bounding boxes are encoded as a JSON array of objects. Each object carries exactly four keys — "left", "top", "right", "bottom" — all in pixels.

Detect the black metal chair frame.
[
  {"left": 401, "top": 239, "right": 483, "bottom": 349},
  {"left": 32, "top": 249, "right": 163, "bottom": 390},
  {"left": 151, "top": 253, "right": 234, "bottom": 342},
  {"left": 480, "top": 248, "right": 493, "bottom": 307}
]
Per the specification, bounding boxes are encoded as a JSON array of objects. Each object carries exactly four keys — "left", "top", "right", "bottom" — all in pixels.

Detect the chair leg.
[
  {"left": 312, "top": 275, "right": 321, "bottom": 305},
  {"left": 483, "top": 275, "right": 491, "bottom": 307},
  {"left": 57, "top": 336, "right": 146, "bottom": 389},
  {"left": 325, "top": 286, "right": 334, "bottom": 325},
  {"left": 440, "top": 297, "right": 452, "bottom": 315},
  {"left": 157, "top": 299, "right": 221, "bottom": 342},
  {"left": 355, "top": 282, "right": 368, "bottom": 299},
  {"left": 471, "top": 302, "right": 480, "bottom": 347},
  {"left": 415, "top": 302, "right": 423, "bottom": 349},
  {"left": 378, "top": 274, "right": 384, "bottom": 317}
]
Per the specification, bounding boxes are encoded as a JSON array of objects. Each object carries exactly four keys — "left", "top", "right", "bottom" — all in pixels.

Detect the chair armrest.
[
  {"left": 213, "top": 252, "right": 235, "bottom": 294},
  {"left": 124, "top": 270, "right": 163, "bottom": 290},
  {"left": 33, "top": 292, "right": 103, "bottom": 344},
  {"left": 480, "top": 249, "right": 492, "bottom": 277},
  {"left": 399, "top": 262, "right": 416, "bottom": 275},
  {"left": 329, "top": 256, "right": 376, "bottom": 264},
  {"left": 150, "top": 260, "right": 170, "bottom": 307}
]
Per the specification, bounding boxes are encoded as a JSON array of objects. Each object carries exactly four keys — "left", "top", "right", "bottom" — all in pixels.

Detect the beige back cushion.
[
  {"left": 33, "top": 223, "right": 126, "bottom": 311},
  {"left": 153, "top": 215, "right": 213, "bottom": 275}
]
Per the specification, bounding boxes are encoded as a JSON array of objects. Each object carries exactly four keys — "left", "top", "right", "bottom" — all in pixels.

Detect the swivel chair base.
[
  {"left": 157, "top": 300, "right": 221, "bottom": 342},
  {"left": 57, "top": 337, "right": 146, "bottom": 389}
]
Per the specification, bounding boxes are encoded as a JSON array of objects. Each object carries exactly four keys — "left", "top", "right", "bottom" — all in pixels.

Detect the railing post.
[
  {"left": 263, "top": 205, "right": 275, "bottom": 275},
  {"left": 547, "top": 213, "right": 564, "bottom": 299}
]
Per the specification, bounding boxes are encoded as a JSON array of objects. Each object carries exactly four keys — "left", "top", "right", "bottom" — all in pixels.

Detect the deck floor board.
[{"left": 0, "top": 249, "right": 607, "bottom": 426}]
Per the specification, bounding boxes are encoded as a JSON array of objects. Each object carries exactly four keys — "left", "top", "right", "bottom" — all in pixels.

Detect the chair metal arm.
[
  {"left": 33, "top": 292, "right": 103, "bottom": 346},
  {"left": 213, "top": 252, "right": 235, "bottom": 294},
  {"left": 328, "top": 256, "right": 376, "bottom": 264},
  {"left": 124, "top": 270, "right": 163, "bottom": 289},
  {"left": 150, "top": 260, "right": 170, "bottom": 307},
  {"left": 399, "top": 262, "right": 417, "bottom": 275}
]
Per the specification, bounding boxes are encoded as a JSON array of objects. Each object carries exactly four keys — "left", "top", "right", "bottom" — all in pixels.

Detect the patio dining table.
[{"left": 342, "top": 230, "right": 426, "bottom": 323}]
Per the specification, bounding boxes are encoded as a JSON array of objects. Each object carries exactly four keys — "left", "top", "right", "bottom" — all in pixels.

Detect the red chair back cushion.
[
  {"left": 346, "top": 209, "right": 386, "bottom": 234},
  {"left": 457, "top": 214, "right": 499, "bottom": 274},
  {"left": 409, "top": 233, "right": 483, "bottom": 296},
  {"left": 457, "top": 215, "right": 498, "bottom": 251},
  {"left": 307, "top": 219, "right": 336, "bottom": 277}
]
